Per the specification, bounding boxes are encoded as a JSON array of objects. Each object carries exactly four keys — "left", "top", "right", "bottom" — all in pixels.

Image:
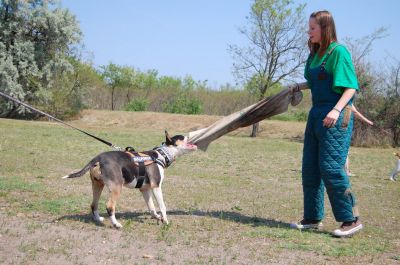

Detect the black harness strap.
[
  {"left": 135, "top": 161, "right": 146, "bottom": 188},
  {"left": 125, "top": 151, "right": 157, "bottom": 189}
]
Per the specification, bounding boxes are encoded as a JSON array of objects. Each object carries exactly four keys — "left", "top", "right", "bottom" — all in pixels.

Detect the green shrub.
[
  {"left": 124, "top": 98, "right": 149, "bottom": 112},
  {"left": 271, "top": 110, "right": 308, "bottom": 122},
  {"left": 293, "top": 110, "right": 308, "bottom": 121},
  {"left": 162, "top": 94, "right": 203, "bottom": 115}
]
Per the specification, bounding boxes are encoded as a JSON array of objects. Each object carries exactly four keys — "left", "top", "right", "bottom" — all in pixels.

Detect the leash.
[{"left": 0, "top": 90, "right": 122, "bottom": 150}]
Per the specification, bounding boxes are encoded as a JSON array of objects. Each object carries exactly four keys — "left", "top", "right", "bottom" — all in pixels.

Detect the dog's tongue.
[{"left": 187, "top": 143, "right": 197, "bottom": 149}]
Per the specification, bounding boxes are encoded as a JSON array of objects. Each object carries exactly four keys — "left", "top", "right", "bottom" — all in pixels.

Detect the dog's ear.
[{"left": 165, "top": 130, "right": 173, "bottom": 145}]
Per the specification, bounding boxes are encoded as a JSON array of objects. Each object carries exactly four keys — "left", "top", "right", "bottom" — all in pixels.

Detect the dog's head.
[
  {"left": 394, "top": 152, "right": 400, "bottom": 159},
  {"left": 164, "top": 130, "right": 197, "bottom": 157}
]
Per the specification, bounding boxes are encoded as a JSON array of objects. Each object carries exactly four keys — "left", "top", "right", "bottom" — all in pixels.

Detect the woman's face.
[{"left": 308, "top": 17, "right": 321, "bottom": 44}]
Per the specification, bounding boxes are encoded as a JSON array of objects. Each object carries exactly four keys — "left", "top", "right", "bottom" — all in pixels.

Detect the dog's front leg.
[
  {"left": 152, "top": 187, "right": 168, "bottom": 224},
  {"left": 141, "top": 189, "right": 161, "bottom": 220}
]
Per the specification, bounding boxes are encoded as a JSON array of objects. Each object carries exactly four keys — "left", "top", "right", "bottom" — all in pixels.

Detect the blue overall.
[{"left": 302, "top": 46, "right": 358, "bottom": 222}]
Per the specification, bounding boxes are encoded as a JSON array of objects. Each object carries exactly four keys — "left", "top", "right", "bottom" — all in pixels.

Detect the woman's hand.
[{"left": 323, "top": 109, "right": 340, "bottom": 128}]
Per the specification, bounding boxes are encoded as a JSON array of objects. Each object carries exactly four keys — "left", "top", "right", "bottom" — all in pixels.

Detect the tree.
[
  {"left": 48, "top": 58, "right": 103, "bottom": 118},
  {"left": 0, "top": 0, "right": 82, "bottom": 117},
  {"left": 229, "top": 0, "right": 308, "bottom": 137},
  {"left": 344, "top": 27, "right": 387, "bottom": 94},
  {"left": 99, "top": 63, "right": 135, "bottom": 110},
  {"left": 342, "top": 28, "right": 395, "bottom": 146},
  {"left": 377, "top": 59, "right": 400, "bottom": 146}
]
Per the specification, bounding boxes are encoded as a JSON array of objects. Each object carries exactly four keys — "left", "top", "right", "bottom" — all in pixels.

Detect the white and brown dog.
[
  {"left": 389, "top": 152, "right": 400, "bottom": 181},
  {"left": 63, "top": 131, "right": 197, "bottom": 228}
]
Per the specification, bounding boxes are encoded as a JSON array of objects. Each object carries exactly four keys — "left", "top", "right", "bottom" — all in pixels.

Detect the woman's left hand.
[{"left": 323, "top": 110, "right": 340, "bottom": 128}]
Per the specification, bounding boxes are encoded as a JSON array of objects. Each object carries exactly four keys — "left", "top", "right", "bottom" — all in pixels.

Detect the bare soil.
[{"left": 1, "top": 110, "right": 399, "bottom": 265}]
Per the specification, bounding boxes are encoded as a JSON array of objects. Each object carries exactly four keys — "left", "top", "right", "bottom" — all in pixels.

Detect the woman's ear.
[{"left": 165, "top": 130, "right": 173, "bottom": 145}]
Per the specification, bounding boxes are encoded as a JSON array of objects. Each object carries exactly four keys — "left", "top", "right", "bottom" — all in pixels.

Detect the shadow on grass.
[
  {"left": 58, "top": 209, "right": 294, "bottom": 229},
  {"left": 57, "top": 210, "right": 332, "bottom": 235},
  {"left": 170, "top": 209, "right": 292, "bottom": 228},
  {"left": 56, "top": 213, "right": 106, "bottom": 227}
]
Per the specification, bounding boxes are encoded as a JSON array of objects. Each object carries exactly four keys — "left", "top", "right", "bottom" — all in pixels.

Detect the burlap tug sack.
[{"left": 188, "top": 87, "right": 303, "bottom": 151}]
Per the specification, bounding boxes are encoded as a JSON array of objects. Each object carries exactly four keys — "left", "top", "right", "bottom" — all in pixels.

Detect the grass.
[{"left": 0, "top": 111, "right": 399, "bottom": 264}]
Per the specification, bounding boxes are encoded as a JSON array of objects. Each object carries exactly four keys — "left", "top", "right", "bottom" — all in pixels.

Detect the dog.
[
  {"left": 389, "top": 152, "right": 400, "bottom": 181},
  {"left": 63, "top": 131, "right": 197, "bottom": 228}
]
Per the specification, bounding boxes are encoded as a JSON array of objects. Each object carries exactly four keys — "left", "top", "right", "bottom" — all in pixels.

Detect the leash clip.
[{"left": 112, "top": 145, "right": 122, "bottom": 151}]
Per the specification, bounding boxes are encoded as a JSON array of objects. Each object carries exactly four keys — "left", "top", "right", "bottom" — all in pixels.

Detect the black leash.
[{"left": 0, "top": 90, "right": 122, "bottom": 150}]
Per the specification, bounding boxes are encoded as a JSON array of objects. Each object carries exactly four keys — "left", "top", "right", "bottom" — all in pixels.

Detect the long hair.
[{"left": 308, "top": 11, "right": 337, "bottom": 57}]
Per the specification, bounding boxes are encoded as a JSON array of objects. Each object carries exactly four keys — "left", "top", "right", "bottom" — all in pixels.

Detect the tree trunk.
[
  {"left": 250, "top": 93, "right": 265, "bottom": 137},
  {"left": 250, "top": 122, "right": 259, "bottom": 137},
  {"left": 393, "top": 127, "right": 400, "bottom": 147},
  {"left": 0, "top": 105, "right": 18, "bottom": 118},
  {"left": 111, "top": 87, "right": 115, "bottom": 110}
]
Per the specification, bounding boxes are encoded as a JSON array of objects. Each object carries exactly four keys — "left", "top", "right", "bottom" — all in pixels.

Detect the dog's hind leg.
[
  {"left": 106, "top": 183, "right": 123, "bottom": 228},
  {"left": 90, "top": 177, "right": 105, "bottom": 223},
  {"left": 390, "top": 168, "right": 398, "bottom": 181},
  {"left": 140, "top": 189, "right": 161, "bottom": 221},
  {"left": 152, "top": 187, "right": 168, "bottom": 224},
  {"left": 90, "top": 162, "right": 105, "bottom": 223}
]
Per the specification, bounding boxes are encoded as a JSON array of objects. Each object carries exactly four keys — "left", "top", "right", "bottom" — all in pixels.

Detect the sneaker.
[
  {"left": 332, "top": 217, "right": 363, "bottom": 237},
  {"left": 290, "top": 219, "right": 322, "bottom": 230},
  {"left": 389, "top": 176, "right": 396, "bottom": 181}
]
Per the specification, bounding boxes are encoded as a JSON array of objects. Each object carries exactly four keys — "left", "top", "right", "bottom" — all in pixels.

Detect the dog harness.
[{"left": 124, "top": 146, "right": 174, "bottom": 189}]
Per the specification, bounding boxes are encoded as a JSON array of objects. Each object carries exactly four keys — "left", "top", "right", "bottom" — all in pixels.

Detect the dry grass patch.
[{"left": 0, "top": 111, "right": 399, "bottom": 264}]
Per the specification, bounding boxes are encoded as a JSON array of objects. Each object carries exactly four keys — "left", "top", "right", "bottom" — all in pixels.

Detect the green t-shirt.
[{"left": 304, "top": 42, "right": 359, "bottom": 94}]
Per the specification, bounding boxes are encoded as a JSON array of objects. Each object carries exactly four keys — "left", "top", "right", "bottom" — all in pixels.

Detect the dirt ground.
[
  {"left": 0, "top": 213, "right": 322, "bottom": 265},
  {"left": 1, "top": 110, "right": 399, "bottom": 265}
]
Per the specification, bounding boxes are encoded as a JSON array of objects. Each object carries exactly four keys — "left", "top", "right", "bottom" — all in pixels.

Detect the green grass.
[
  {"left": 0, "top": 115, "right": 399, "bottom": 264},
  {"left": 0, "top": 176, "right": 42, "bottom": 192}
]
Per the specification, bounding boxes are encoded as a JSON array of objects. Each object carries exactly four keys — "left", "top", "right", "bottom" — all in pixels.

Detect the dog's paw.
[
  {"left": 92, "top": 211, "right": 104, "bottom": 223},
  {"left": 113, "top": 222, "right": 123, "bottom": 229},
  {"left": 151, "top": 214, "right": 161, "bottom": 220},
  {"left": 161, "top": 217, "right": 169, "bottom": 225}
]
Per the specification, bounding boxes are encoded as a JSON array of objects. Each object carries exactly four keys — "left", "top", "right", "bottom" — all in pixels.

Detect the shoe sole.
[
  {"left": 290, "top": 223, "right": 323, "bottom": 230},
  {"left": 332, "top": 224, "right": 363, "bottom": 237}
]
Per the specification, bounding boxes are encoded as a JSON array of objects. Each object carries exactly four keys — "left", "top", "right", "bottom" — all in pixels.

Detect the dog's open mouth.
[{"left": 186, "top": 143, "right": 198, "bottom": 150}]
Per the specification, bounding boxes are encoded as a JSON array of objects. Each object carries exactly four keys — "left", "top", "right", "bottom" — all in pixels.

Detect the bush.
[
  {"left": 162, "top": 94, "right": 203, "bottom": 115},
  {"left": 124, "top": 98, "right": 149, "bottom": 112},
  {"left": 271, "top": 110, "right": 308, "bottom": 122},
  {"left": 294, "top": 110, "right": 308, "bottom": 122}
]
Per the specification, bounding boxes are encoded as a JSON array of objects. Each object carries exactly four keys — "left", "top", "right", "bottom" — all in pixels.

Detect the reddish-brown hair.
[{"left": 309, "top": 10, "right": 337, "bottom": 57}]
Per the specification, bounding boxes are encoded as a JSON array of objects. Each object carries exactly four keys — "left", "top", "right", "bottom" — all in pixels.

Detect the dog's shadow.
[{"left": 58, "top": 209, "right": 293, "bottom": 229}]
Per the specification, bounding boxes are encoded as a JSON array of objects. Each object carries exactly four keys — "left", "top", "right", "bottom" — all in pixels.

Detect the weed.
[{"left": 1, "top": 113, "right": 399, "bottom": 264}]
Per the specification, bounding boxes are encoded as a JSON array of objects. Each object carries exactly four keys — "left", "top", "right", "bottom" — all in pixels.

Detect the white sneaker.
[
  {"left": 290, "top": 219, "right": 322, "bottom": 230},
  {"left": 332, "top": 218, "right": 363, "bottom": 237},
  {"left": 389, "top": 176, "right": 396, "bottom": 181}
]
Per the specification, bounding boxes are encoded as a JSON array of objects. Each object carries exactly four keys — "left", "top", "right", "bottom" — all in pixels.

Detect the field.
[{"left": 0, "top": 110, "right": 399, "bottom": 265}]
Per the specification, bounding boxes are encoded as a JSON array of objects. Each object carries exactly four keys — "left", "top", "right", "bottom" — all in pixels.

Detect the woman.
[{"left": 290, "top": 10, "right": 363, "bottom": 237}]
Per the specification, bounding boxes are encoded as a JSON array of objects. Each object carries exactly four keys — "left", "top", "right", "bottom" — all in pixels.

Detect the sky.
[{"left": 61, "top": 0, "right": 400, "bottom": 88}]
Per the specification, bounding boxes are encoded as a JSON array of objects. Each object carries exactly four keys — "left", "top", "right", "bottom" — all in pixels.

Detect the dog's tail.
[{"left": 62, "top": 161, "right": 94, "bottom": 179}]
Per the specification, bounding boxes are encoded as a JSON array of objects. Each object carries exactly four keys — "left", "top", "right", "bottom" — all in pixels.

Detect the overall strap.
[{"left": 321, "top": 44, "right": 340, "bottom": 67}]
